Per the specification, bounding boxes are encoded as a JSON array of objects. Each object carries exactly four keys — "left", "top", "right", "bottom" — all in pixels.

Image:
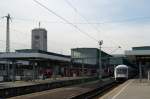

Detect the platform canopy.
[
  {"left": 0, "top": 49, "right": 71, "bottom": 62},
  {"left": 125, "top": 50, "right": 150, "bottom": 56},
  {"left": 125, "top": 46, "right": 150, "bottom": 64}
]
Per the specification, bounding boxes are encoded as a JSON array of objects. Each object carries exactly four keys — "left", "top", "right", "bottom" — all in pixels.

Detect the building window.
[
  {"left": 44, "top": 35, "right": 47, "bottom": 39},
  {"left": 35, "top": 35, "right": 40, "bottom": 40}
]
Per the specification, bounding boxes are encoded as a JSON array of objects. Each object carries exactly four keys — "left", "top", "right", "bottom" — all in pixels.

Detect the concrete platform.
[
  {"left": 99, "top": 79, "right": 150, "bottom": 99},
  {"left": 0, "top": 77, "right": 89, "bottom": 89},
  {"left": 8, "top": 78, "right": 113, "bottom": 99},
  {"left": 8, "top": 81, "right": 100, "bottom": 99},
  {"left": 0, "top": 76, "right": 98, "bottom": 98}
]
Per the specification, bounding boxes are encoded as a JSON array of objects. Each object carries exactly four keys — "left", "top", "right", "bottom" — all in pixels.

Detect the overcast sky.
[{"left": 0, "top": 0, "right": 150, "bottom": 55}]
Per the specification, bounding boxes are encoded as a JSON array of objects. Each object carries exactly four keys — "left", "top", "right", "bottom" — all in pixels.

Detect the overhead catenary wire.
[
  {"left": 13, "top": 17, "right": 63, "bottom": 24},
  {"left": 63, "top": 0, "right": 121, "bottom": 47},
  {"left": 63, "top": 0, "right": 150, "bottom": 24},
  {"left": 64, "top": 0, "right": 101, "bottom": 35},
  {"left": 33, "top": 0, "right": 125, "bottom": 53},
  {"left": 1, "top": 1, "right": 149, "bottom": 53},
  {"left": 33, "top": 0, "right": 98, "bottom": 42},
  {"left": 0, "top": 25, "right": 30, "bottom": 47},
  {"left": 10, "top": 16, "right": 150, "bottom": 25},
  {"left": 0, "top": 39, "right": 30, "bottom": 52},
  {"left": 10, "top": 16, "right": 150, "bottom": 50},
  {"left": 0, "top": 39, "right": 30, "bottom": 47},
  {"left": 64, "top": 0, "right": 100, "bottom": 27},
  {"left": 64, "top": 0, "right": 77, "bottom": 12},
  {"left": 0, "top": 25, "right": 71, "bottom": 53}
]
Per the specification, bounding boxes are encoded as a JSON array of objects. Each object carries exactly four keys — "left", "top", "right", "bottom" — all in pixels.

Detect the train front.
[{"left": 114, "top": 65, "right": 128, "bottom": 81}]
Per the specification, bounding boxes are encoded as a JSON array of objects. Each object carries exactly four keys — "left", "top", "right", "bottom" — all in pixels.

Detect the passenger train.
[{"left": 114, "top": 65, "right": 135, "bottom": 81}]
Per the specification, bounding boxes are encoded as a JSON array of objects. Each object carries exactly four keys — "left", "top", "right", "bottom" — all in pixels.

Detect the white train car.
[{"left": 114, "top": 65, "right": 128, "bottom": 81}]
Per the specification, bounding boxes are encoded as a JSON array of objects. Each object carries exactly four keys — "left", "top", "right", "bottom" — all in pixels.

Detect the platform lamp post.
[
  {"left": 33, "top": 62, "right": 38, "bottom": 81},
  {"left": 98, "top": 40, "right": 103, "bottom": 79},
  {"left": 139, "top": 61, "right": 142, "bottom": 82}
]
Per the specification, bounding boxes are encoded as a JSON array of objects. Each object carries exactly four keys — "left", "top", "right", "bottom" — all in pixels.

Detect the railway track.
[
  {"left": 71, "top": 80, "right": 124, "bottom": 99},
  {"left": 7, "top": 78, "right": 125, "bottom": 99},
  {"left": 0, "top": 77, "right": 97, "bottom": 98}
]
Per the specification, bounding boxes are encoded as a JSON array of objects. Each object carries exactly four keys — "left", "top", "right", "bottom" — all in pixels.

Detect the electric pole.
[
  {"left": 3, "top": 14, "right": 11, "bottom": 52},
  {"left": 139, "top": 62, "right": 142, "bottom": 82},
  {"left": 98, "top": 40, "right": 103, "bottom": 79},
  {"left": 2, "top": 14, "right": 11, "bottom": 81}
]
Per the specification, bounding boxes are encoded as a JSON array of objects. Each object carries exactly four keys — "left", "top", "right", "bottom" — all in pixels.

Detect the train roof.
[{"left": 115, "top": 65, "right": 128, "bottom": 69}]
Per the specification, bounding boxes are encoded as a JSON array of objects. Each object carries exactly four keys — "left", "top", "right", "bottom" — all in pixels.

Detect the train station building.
[
  {"left": 0, "top": 47, "right": 114, "bottom": 81},
  {"left": 71, "top": 48, "right": 113, "bottom": 77},
  {"left": 0, "top": 27, "right": 126, "bottom": 81},
  {"left": 125, "top": 46, "right": 150, "bottom": 78},
  {"left": 0, "top": 49, "right": 71, "bottom": 81}
]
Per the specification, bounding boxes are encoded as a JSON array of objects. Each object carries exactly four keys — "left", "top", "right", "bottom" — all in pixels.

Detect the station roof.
[
  {"left": 32, "top": 28, "right": 47, "bottom": 32},
  {"left": 125, "top": 50, "right": 150, "bottom": 56},
  {"left": 112, "top": 54, "right": 126, "bottom": 58},
  {"left": 0, "top": 49, "right": 71, "bottom": 62},
  {"left": 125, "top": 46, "right": 150, "bottom": 56},
  {"left": 125, "top": 46, "right": 150, "bottom": 67},
  {"left": 71, "top": 47, "right": 112, "bottom": 57},
  {"left": 132, "top": 46, "right": 150, "bottom": 50},
  {"left": 16, "top": 49, "right": 70, "bottom": 58}
]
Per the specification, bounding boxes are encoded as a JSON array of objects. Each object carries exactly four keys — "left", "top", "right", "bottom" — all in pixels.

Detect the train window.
[{"left": 117, "top": 68, "right": 127, "bottom": 74}]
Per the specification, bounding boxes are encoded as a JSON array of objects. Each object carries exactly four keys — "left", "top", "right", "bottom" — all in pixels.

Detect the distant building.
[
  {"left": 71, "top": 48, "right": 111, "bottom": 66},
  {"left": 71, "top": 48, "right": 113, "bottom": 77},
  {"left": 32, "top": 28, "right": 47, "bottom": 51}
]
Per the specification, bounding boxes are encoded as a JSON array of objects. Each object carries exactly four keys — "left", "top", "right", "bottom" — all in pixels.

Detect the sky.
[{"left": 0, "top": 0, "right": 150, "bottom": 55}]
